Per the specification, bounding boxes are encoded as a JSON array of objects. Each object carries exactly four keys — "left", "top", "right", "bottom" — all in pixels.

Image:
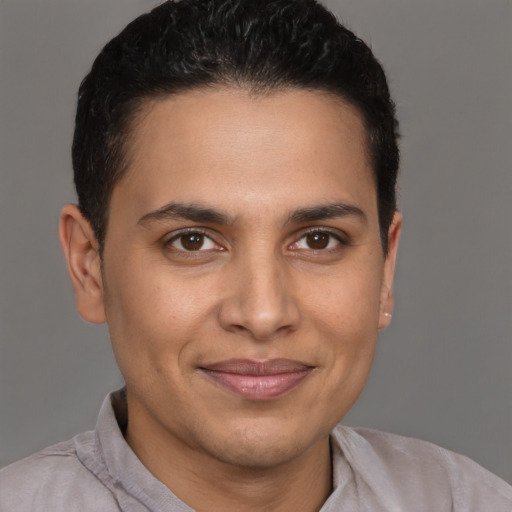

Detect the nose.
[{"left": 218, "top": 252, "right": 300, "bottom": 341}]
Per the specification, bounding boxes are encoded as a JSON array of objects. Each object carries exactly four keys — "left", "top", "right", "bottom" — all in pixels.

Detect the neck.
[
  {"left": 187, "top": 449, "right": 331, "bottom": 512},
  {"left": 125, "top": 407, "right": 332, "bottom": 512}
]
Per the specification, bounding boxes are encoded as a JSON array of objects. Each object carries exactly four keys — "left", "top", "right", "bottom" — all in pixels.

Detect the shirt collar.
[
  {"left": 88, "top": 389, "right": 353, "bottom": 511},
  {"left": 90, "top": 389, "right": 193, "bottom": 511}
]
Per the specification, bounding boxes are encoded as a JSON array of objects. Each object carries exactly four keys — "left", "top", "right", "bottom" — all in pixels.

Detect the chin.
[
  {"left": 212, "top": 439, "right": 302, "bottom": 470},
  {"left": 200, "top": 418, "right": 325, "bottom": 470}
]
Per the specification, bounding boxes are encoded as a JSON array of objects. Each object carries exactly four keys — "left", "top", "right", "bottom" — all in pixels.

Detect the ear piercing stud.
[{"left": 384, "top": 312, "right": 392, "bottom": 318}]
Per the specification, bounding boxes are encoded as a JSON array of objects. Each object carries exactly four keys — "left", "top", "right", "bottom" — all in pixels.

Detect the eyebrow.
[
  {"left": 137, "top": 201, "right": 367, "bottom": 227},
  {"left": 138, "top": 202, "right": 232, "bottom": 226},
  {"left": 286, "top": 203, "right": 367, "bottom": 225}
]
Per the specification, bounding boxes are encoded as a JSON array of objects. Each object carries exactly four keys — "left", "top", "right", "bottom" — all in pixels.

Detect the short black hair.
[{"left": 72, "top": 0, "right": 399, "bottom": 251}]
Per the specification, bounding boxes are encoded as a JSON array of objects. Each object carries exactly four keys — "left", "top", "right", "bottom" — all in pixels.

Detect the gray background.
[{"left": 1, "top": 0, "right": 511, "bottom": 483}]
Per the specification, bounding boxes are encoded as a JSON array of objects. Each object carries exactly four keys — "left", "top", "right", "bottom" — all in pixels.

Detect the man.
[{"left": 1, "top": 0, "right": 511, "bottom": 510}]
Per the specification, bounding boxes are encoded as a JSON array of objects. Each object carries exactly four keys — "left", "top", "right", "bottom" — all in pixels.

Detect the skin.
[{"left": 60, "top": 87, "right": 401, "bottom": 512}]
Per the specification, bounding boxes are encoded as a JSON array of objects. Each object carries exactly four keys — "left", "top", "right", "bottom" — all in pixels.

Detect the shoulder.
[
  {"left": 332, "top": 425, "right": 512, "bottom": 511},
  {"left": 0, "top": 432, "right": 119, "bottom": 512}
]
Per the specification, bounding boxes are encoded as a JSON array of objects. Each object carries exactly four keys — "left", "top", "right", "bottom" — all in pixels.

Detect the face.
[{"left": 63, "top": 87, "right": 400, "bottom": 472}]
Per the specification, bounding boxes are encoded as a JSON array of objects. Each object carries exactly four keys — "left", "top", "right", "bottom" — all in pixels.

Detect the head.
[
  {"left": 60, "top": 0, "right": 402, "bottom": 487},
  {"left": 72, "top": 0, "right": 399, "bottom": 253}
]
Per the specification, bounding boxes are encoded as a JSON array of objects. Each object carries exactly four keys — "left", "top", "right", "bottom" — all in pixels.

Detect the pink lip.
[{"left": 199, "top": 359, "right": 314, "bottom": 400}]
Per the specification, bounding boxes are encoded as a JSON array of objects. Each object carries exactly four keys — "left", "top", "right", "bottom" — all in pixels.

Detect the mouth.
[{"left": 199, "top": 358, "right": 314, "bottom": 400}]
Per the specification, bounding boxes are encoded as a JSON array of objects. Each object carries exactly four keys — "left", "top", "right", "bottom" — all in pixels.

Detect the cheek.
[
  {"left": 301, "top": 260, "right": 382, "bottom": 389},
  {"left": 103, "top": 260, "right": 224, "bottom": 379},
  {"left": 303, "top": 259, "right": 384, "bottom": 333}
]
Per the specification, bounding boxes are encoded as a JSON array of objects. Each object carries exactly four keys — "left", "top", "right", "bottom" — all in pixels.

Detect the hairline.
[{"left": 98, "top": 82, "right": 386, "bottom": 253}]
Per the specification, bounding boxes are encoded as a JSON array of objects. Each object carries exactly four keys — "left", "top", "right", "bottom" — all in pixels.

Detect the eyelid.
[
  {"left": 162, "top": 225, "right": 349, "bottom": 255},
  {"left": 289, "top": 226, "right": 350, "bottom": 248},
  {"left": 164, "top": 227, "right": 225, "bottom": 251}
]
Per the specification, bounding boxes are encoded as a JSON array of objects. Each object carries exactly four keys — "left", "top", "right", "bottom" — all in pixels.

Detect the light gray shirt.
[{"left": 1, "top": 389, "right": 511, "bottom": 511}]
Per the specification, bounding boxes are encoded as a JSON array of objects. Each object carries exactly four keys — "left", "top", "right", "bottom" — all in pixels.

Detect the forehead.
[{"left": 112, "top": 87, "right": 376, "bottom": 225}]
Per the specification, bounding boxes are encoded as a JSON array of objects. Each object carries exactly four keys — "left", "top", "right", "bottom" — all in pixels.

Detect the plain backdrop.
[{"left": 1, "top": 0, "right": 511, "bottom": 483}]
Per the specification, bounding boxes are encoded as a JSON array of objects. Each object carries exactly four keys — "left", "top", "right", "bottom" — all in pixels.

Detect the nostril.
[{"left": 216, "top": 263, "right": 300, "bottom": 340}]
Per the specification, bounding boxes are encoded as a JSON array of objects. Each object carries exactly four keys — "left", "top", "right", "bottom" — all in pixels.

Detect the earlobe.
[
  {"left": 378, "top": 211, "right": 402, "bottom": 329},
  {"left": 59, "top": 204, "right": 106, "bottom": 324}
]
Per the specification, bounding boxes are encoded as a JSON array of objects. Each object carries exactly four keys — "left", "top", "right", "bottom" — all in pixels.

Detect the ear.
[
  {"left": 59, "top": 204, "right": 106, "bottom": 324},
  {"left": 378, "top": 211, "right": 402, "bottom": 329}
]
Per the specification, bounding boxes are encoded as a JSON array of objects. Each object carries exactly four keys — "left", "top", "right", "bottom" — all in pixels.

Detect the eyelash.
[
  {"left": 165, "top": 228, "right": 223, "bottom": 253},
  {"left": 164, "top": 227, "right": 348, "bottom": 256},
  {"left": 289, "top": 227, "right": 350, "bottom": 258}
]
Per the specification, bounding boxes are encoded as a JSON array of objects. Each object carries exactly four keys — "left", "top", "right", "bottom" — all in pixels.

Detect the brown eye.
[
  {"left": 166, "top": 230, "right": 222, "bottom": 255},
  {"left": 306, "top": 232, "right": 330, "bottom": 250},
  {"left": 290, "top": 230, "right": 343, "bottom": 252},
  {"left": 179, "top": 233, "right": 205, "bottom": 250}
]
